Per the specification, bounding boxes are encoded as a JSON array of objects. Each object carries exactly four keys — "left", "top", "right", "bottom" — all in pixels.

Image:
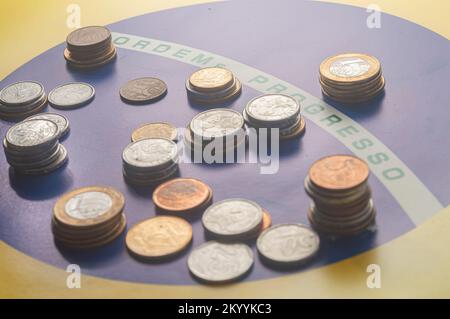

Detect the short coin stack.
[
  {"left": 202, "top": 198, "right": 264, "bottom": 241},
  {"left": 122, "top": 138, "right": 179, "bottom": 186},
  {"left": 153, "top": 178, "right": 212, "bottom": 214},
  {"left": 64, "top": 26, "right": 117, "bottom": 69},
  {"left": 4, "top": 119, "right": 68, "bottom": 175},
  {"left": 0, "top": 81, "right": 47, "bottom": 121},
  {"left": 305, "top": 155, "right": 376, "bottom": 237},
  {"left": 244, "top": 94, "right": 305, "bottom": 140},
  {"left": 186, "top": 67, "right": 241, "bottom": 104},
  {"left": 184, "top": 108, "right": 246, "bottom": 160},
  {"left": 126, "top": 216, "right": 192, "bottom": 261},
  {"left": 319, "top": 53, "right": 385, "bottom": 104},
  {"left": 52, "top": 186, "right": 126, "bottom": 249}
]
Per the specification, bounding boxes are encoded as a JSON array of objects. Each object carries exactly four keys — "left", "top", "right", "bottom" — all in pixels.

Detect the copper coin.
[
  {"left": 152, "top": 178, "right": 211, "bottom": 212},
  {"left": 189, "top": 67, "right": 234, "bottom": 93},
  {"left": 131, "top": 122, "right": 178, "bottom": 142},
  {"left": 308, "top": 155, "right": 369, "bottom": 191},
  {"left": 66, "top": 26, "right": 111, "bottom": 50},
  {"left": 126, "top": 216, "right": 192, "bottom": 259},
  {"left": 119, "top": 77, "right": 167, "bottom": 104}
]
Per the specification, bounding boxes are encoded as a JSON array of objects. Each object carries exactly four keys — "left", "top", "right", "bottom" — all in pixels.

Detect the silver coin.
[
  {"left": 187, "top": 241, "right": 254, "bottom": 283},
  {"left": 24, "top": 113, "right": 70, "bottom": 138},
  {"left": 14, "top": 144, "right": 68, "bottom": 175},
  {"left": 6, "top": 119, "right": 59, "bottom": 148},
  {"left": 48, "top": 82, "right": 95, "bottom": 109},
  {"left": 0, "top": 81, "right": 44, "bottom": 106},
  {"left": 122, "top": 138, "right": 178, "bottom": 171},
  {"left": 65, "top": 191, "right": 113, "bottom": 220},
  {"left": 256, "top": 223, "right": 320, "bottom": 264},
  {"left": 202, "top": 198, "right": 263, "bottom": 238},
  {"left": 190, "top": 108, "right": 244, "bottom": 141},
  {"left": 245, "top": 94, "right": 300, "bottom": 125}
]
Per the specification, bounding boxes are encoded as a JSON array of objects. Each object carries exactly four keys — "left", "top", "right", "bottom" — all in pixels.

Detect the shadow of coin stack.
[
  {"left": 305, "top": 155, "right": 376, "bottom": 237},
  {"left": 0, "top": 81, "right": 47, "bottom": 121},
  {"left": 64, "top": 26, "right": 117, "bottom": 69},
  {"left": 4, "top": 119, "right": 68, "bottom": 175}
]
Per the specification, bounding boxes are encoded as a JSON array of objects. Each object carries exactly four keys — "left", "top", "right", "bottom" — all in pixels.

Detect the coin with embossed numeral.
[
  {"left": 188, "top": 241, "right": 254, "bottom": 283},
  {"left": 120, "top": 77, "right": 167, "bottom": 104},
  {"left": 48, "top": 82, "right": 95, "bottom": 109}
]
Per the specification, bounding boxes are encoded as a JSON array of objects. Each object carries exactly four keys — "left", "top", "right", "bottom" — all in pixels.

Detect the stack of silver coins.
[
  {"left": 184, "top": 108, "right": 246, "bottom": 160},
  {"left": 122, "top": 138, "right": 179, "bottom": 186},
  {"left": 0, "top": 81, "right": 47, "bottom": 121},
  {"left": 243, "top": 94, "right": 305, "bottom": 140},
  {"left": 186, "top": 67, "right": 241, "bottom": 104},
  {"left": 3, "top": 119, "right": 68, "bottom": 175},
  {"left": 202, "top": 198, "right": 264, "bottom": 241},
  {"left": 305, "top": 155, "right": 376, "bottom": 237}
]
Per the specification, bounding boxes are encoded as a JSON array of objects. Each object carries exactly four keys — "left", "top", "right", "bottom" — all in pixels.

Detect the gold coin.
[
  {"left": 126, "top": 216, "right": 192, "bottom": 259},
  {"left": 189, "top": 67, "right": 234, "bottom": 92},
  {"left": 320, "top": 53, "right": 381, "bottom": 85},
  {"left": 53, "top": 186, "right": 125, "bottom": 228},
  {"left": 131, "top": 122, "right": 178, "bottom": 142},
  {"left": 280, "top": 117, "right": 306, "bottom": 140},
  {"left": 308, "top": 155, "right": 369, "bottom": 191}
]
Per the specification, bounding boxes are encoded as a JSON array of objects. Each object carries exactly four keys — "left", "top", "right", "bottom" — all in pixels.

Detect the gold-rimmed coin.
[
  {"left": 131, "top": 122, "right": 178, "bottom": 142},
  {"left": 320, "top": 53, "right": 380, "bottom": 84},
  {"left": 308, "top": 155, "right": 369, "bottom": 191},
  {"left": 53, "top": 186, "right": 125, "bottom": 228},
  {"left": 153, "top": 178, "right": 211, "bottom": 212},
  {"left": 126, "top": 216, "right": 192, "bottom": 259},
  {"left": 189, "top": 67, "right": 234, "bottom": 93}
]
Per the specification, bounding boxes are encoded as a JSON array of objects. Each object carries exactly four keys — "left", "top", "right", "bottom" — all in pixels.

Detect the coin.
[
  {"left": 190, "top": 108, "right": 244, "bottom": 141},
  {"left": 308, "top": 155, "right": 369, "bottom": 191},
  {"left": 256, "top": 224, "right": 320, "bottom": 265},
  {"left": 245, "top": 94, "right": 300, "bottom": 126},
  {"left": 126, "top": 216, "right": 192, "bottom": 259},
  {"left": 153, "top": 178, "right": 211, "bottom": 212},
  {"left": 122, "top": 138, "right": 178, "bottom": 171},
  {"left": 131, "top": 122, "right": 178, "bottom": 142},
  {"left": 202, "top": 198, "right": 263, "bottom": 239},
  {"left": 0, "top": 81, "right": 44, "bottom": 106},
  {"left": 187, "top": 241, "right": 254, "bottom": 283},
  {"left": 53, "top": 186, "right": 125, "bottom": 228},
  {"left": 6, "top": 119, "right": 59, "bottom": 149},
  {"left": 120, "top": 77, "right": 167, "bottom": 104},
  {"left": 320, "top": 53, "right": 380, "bottom": 84},
  {"left": 66, "top": 26, "right": 111, "bottom": 50},
  {"left": 24, "top": 112, "right": 70, "bottom": 138},
  {"left": 189, "top": 67, "right": 234, "bottom": 93},
  {"left": 48, "top": 82, "right": 95, "bottom": 109},
  {"left": 279, "top": 116, "right": 306, "bottom": 140}
]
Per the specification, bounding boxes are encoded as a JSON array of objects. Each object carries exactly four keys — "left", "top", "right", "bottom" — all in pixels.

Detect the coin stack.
[
  {"left": 52, "top": 186, "right": 126, "bottom": 249},
  {"left": 131, "top": 122, "right": 178, "bottom": 142},
  {"left": 186, "top": 67, "right": 241, "bottom": 104},
  {"left": 0, "top": 81, "right": 47, "bottom": 121},
  {"left": 184, "top": 108, "right": 246, "bottom": 160},
  {"left": 243, "top": 94, "right": 305, "bottom": 140},
  {"left": 3, "top": 119, "right": 68, "bottom": 175},
  {"left": 122, "top": 138, "right": 179, "bottom": 186},
  {"left": 64, "top": 26, "right": 117, "bottom": 69},
  {"left": 319, "top": 53, "right": 385, "bottom": 104},
  {"left": 305, "top": 155, "right": 376, "bottom": 237},
  {"left": 202, "top": 198, "right": 264, "bottom": 241},
  {"left": 153, "top": 178, "right": 213, "bottom": 214}
]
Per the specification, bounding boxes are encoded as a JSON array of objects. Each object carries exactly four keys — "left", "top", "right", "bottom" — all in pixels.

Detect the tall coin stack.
[
  {"left": 64, "top": 26, "right": 117, "bottom": 69},
  {"left": 186, "top": 67, "right": 241, "bottom": 104},
  {"left": 184, "top": 108, "right": 246, "bottom": 160},
  {"left": 4, "top": 119, "right": 68, "bottom": 175},
  {"left": 305, "top": 155, "right": 376, "bottom": 237},
  {"left": 319, "top": 53, "right": 385, "bottom": 104},
  {"left": 122, "top": 138, "right": 179, "bottom": 186},
  {"left": 52, "top": 186, "right": 127, "bottom": 249},
  {"left": 243, "top": 94, "right": 305, "bottom": 140},
  {"left": 0, "top": 81, "right": 47, "bottom": 121}
]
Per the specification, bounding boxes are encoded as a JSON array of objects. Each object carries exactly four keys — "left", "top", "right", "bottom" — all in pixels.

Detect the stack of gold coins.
[
  {"left": 184, "top": 108, "right": 246, "bottom": 161},
  {"left": 152, "top": 178, "right": 213, "bottom": 214},
  {"left": 0, "top": 81, "right": 47, "bottom": 121},
  {"left": 126, "top": 216, "right": 192, "bottom": 261},
  {"left": 186, "top": 67, "right": 241, "bottom": 104},
  {"left": 122, "top": 138, "right": 179, "bottom": 186},
  {"left": 319, "top": 53, "right": 385, "bottom": 104},
  {"left": 305, "top": 155, "right": 376, "bottom": 237},
  {"left": 52, "top": 186, "right": 127, "bottom": 249},
  {"left": 64, "top": 26, "right": 117, "bottom": 69}
]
